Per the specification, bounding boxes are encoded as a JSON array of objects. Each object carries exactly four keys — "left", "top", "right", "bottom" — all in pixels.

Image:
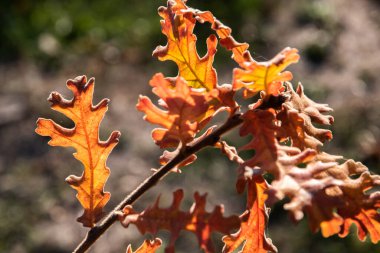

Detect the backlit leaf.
[
  {"left": 271, "top": 157, "right": 380, "bottom": 243},
  {"left": 154, "top": 0, "right": 239, "bottom": 115},
  {"left": 223, "top": 176, "right": 277, "bottom": 253},
  {"left": 36, "top": 76, "right": 120, "bottom": 227},
  {"left": 119, "top": 189, "right": 240, "bottom": 253},
  {"left": 237, "top": 109, "right": 339, "bottom": 222},
  {"left": 233, "top": 48, "right": 300, "bottom": 97},
  {"left": 136, "top": 73, "right": 210, "bottom": 149},
  {"left": 168, "top": 0, "right": 251, "bottom": 65},
  {"left": 154, "top": 1, "right": 217, "bottom": 91}
]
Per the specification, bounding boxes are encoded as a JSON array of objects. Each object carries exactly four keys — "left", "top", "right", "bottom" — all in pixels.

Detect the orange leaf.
[
  {"left": 238, "top": 109, "right": 302, "bottom": 181},
  {"left": 223, "top": 176, "right": 277, "bottom": 253},
  {"left": 168, "top": 0, "right": 251, "bottom": 65},
  {"left": 154, "top": 1, "right": 217, "bottom": 91},
  {"left": 136, "top": 73, "right": 210, "bottom": 149},
  {"left": 237, "top": 109, "right": 339, "bottom": 222},
  {"left": 233, "top": 48, "right": 299, "bottom": 97},
  {"left": 339, "top": 208, "right": 380, "bottom": 243},
  {"left": 153, "top": 0, "right": 239, "bottom": 116},
  {"left": 119, "top": 189, "right": 240, "bottom": 253},
  {"left": 262, "top": 150, "right": 380, "bottom": 243},
  {"left": 35, "top": 76, "right": 120, "bottom": 227},
  {"left": 126, "top": 239, "right": 162, "bottom": 253}
]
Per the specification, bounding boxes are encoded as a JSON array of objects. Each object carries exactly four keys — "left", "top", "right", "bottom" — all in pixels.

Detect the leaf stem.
[{"left": 72, "top": 113, "right": 243, "bottom": 253}]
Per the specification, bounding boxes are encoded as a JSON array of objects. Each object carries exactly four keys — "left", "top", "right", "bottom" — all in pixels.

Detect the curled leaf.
[
  {"left": 36, "top": 76, "right": 120, "bottom": 227},
  {"left": 277, "top": 104, "right": 332, "bottom": 150},
  {"left": 242, "top": 109, "right": 380, "bottom": 242},
  {"left": 238, "top": 109, "right": 313, "bottom": 181},
  {"left": 283, "top": 82, "right": 334, "bottom": 140},
  {"left": 237, "top": 109, "right": 339, "bottom": 222},
  {"left": 216, "top": 140, "right": 244, "bottom": 164},
  {"left": 308, "top": 159, "right": 380, "bottom": 243}
]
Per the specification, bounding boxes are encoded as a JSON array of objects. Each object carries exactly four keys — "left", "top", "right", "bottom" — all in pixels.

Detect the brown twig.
[{"left": 72, "top": 113, "right": 243, "bottom": 253}]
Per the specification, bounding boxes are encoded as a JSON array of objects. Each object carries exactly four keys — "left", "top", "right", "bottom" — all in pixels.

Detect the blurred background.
[{"left": 1, "top": 0, "right": 380, "bottom": 252}]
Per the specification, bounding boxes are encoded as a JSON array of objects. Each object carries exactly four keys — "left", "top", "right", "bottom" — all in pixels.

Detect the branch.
[{"left": 72, "top": 113, "right": 244, "bottom": 253}]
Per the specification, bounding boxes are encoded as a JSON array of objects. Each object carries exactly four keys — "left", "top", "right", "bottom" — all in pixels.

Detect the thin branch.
[{"left": 72, "top": 113, "right": 244, "bottom": 253}]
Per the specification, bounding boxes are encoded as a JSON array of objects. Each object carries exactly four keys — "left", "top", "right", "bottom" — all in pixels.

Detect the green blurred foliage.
[
  {"left": 0, "top": 0, "right": 278, "bottom": 70},
  {"left": 1, "top": 0, "right": 161, "bottom": 69}
]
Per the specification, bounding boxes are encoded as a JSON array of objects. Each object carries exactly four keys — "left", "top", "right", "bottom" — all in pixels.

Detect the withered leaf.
[
  {"left": 36, "top": 76, "right": 120, "bottom": 227},
  {"left": 270, "top": 157, "right": 380, "bottom": 244},
  {"left": 238, "top": 109, "right": 309, "bottom": 181},
  {"left": 307, "top": 159, "right": 380, "bottom": 243},
  {"left": 282, "top": 82, "right": 334, "bottom": 142},
  {"left": 237, "top": 109, "right": 338, "bottom": 221},
  {"left": 242, "top": 112, "right": 380, "bottom": 243},
  {"left": 277, "top": 104, "right": 332, "bottom": 150},
  {"left": 119, "top": 189, "right": 240, "bottom": 253}
]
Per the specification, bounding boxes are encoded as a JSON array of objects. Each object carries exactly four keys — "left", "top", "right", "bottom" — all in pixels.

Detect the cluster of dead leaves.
[{"left": 36, "top": 0, "right": 380, "bottom": 252}]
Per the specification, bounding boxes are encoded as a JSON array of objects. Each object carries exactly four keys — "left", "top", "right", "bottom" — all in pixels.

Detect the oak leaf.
[
  {"left": 271, "top": 158, "right": 380, "bottom": 243},
  {"left": 168, "top": 0, "right": 251, "bottom": 65},
  {"left": 136, "top": 73, "right": 211, "bottom": 149},
  {"left": 237, "top": 109, "right": 339, "bottom": 221},
  {"left": 35, "top": 76, "right": 120, "bottom": 227},
  {"left": 155, "top": 0, "right": 239, "bottom": 115},
  {"left": 277, "top": 104, "right": 332, "bottom": 150},
  {"left": 309, "top": 159, "right": 380, "bottom": 243},
  {"left": 223, "top": 176, "right": 277, "bottom": 253},
  {"left": 233, "top": 48, "right": 300, "bottom": 97},
  {"left": 154, "top": 1, "right": 217, "bottom": 91},
  {"left": 270, "top": 160, "right": 339, "bottom": 221},
  {"left": 119, "top": 189, "right": 240, "bottom": 253},
  {"left": 238, "top": 109, "right": 316, "bottom": 181},
  {"left": 282, "top": 82, "right": 334, "bottom": 142},
  {"left": 126, "top": 239, "right": 162, "bottom": 253},
  {"left": 239, "top": 109, "right": 380, "bottom": 242}
]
